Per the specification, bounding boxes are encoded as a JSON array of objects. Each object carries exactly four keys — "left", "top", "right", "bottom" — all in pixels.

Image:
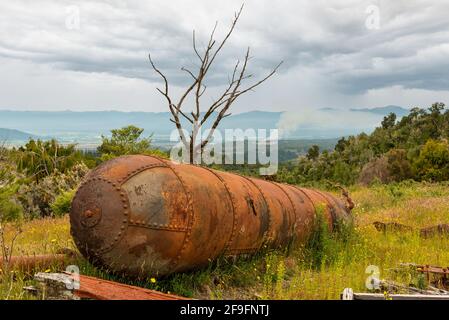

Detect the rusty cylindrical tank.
[{"left": 70, "top": 155, "right": 351, "bottom": 278}]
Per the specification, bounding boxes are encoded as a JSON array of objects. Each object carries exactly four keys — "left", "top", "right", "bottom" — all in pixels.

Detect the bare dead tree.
[{"left": 149, "top": 4, "right": 282, "bottom": 164}]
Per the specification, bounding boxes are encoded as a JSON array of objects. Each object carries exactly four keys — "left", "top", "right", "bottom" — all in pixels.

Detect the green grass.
[{"left": 2, "top": 181, "right": 449, "bottom": 300}]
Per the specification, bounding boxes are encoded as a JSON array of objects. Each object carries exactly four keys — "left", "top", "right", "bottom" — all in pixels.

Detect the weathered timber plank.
[{"left": 34, "top": 272, "right": 189, "bottom": 300}]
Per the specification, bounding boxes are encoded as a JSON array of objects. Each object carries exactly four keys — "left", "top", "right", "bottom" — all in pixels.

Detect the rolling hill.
[{"left": 0, "top": 128, "right": 39, "bottom": 141}]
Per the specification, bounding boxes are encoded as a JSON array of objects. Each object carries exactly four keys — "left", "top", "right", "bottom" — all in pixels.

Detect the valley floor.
[{"left": 2, "top": 181, "right": 449, "bottom": 300}]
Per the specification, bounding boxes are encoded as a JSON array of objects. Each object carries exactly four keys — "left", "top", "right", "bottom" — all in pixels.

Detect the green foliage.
[
  {"left": 381, "top": 112, "right": 397, "bottom": 129},
  {"left": 14, "top": 139, "right": 83, "bottom": 182},
  {"left": 16, "top": 163, "right": 88, "bottom": 218},
  {"left": 386, "top": 148, "right": 412, "bottom": 181},
  {"left": 274, "top": 102, "right": 449, "bottom": 187},
  {"left": 305, "top": 204, "right": 331, "bottom": 268},
  {"left": 98, "top": 125, "right": 166, "bottom": 160},
  {"left": 306, "top": 145, "right": 320, "bottom": 160},
  {"left": 332, "top": 160, "right": 354, "bottom": 184},
  {"left": 413, "top": 139, "right": 449, "bottom": 182},
  {"left": 303, "top": 204, "right": 356, "bottom": 269},
  {"left": 50, "top": 189, "right": 76, "bottom": 217},
  {"left": 0, "top": 185, "right": 23, "bottom": 221},
  {"left": 0, "top": 154, "right": 24, "bottom": 221}
]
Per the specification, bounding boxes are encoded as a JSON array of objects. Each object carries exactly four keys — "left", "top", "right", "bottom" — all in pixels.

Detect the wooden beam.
[
  {"left": 341, "top": 288, "right": 449, "bottom": 300},
  {"left": 33, "top": 272, "right": 189, "bottom": 300}
]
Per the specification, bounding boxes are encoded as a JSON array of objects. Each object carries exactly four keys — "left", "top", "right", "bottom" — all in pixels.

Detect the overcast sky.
[{"left": 0, "top": 0, "right": 448, "bottom": 112}]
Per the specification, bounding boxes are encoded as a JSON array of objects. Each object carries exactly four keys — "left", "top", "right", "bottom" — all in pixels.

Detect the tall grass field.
[{"left": 2, "top": 181, "right": 449, "bottom": 300}]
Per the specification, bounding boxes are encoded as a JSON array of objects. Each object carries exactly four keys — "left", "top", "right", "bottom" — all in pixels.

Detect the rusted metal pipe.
[
  {"left": 0, "top": 254, "right": 71, "bottom": 273},
  {"left": 70, "top": 155, "right": 351, "bottom": 278}
]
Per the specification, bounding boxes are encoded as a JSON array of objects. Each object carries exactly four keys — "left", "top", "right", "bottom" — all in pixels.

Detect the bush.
[
  {"left": 305, "top": 204, "right": 331, "bottom": 268},
  {"left": 97, "top": 125, "right": 168, "bottom": 162},
  {"left": 386, "top": 149, "right": 413, "bottom": 181},
  {"left": 16, "top": 163, "right": 89, "bottom": 218},
  {"left": 414, "top": 139, "right": 449, "bottom": 182},
  {"left": 0, "top": 186, "right": 23, "bottom": 221},
  {"left": 0, "top": 158, "right": 24, "bottom": 221},
  {"left": 304, "top": 203, "right": 357, "bottom": 269},
  {"left": 50, "top": 189, "right": 76, "bottom": 217},
  {"left": 358, "top": 157, "right": 391, "bottom": 185},
  {"left": 14, "top": 139, "right": 84, "bottom": 182}
]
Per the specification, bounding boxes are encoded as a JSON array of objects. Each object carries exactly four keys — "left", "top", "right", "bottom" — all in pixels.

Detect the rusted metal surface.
[
  {"left": 416, "top": 265, "right": 449, "bottom": 275},
  {"left": 33, "top": 272, "right": 188, "bottom": 300},
  {"left": 0, "top": 254, "right": 71, "bottom": 273},
  {"left": 70, "top": 155, "right": 351, "bottom": 278},
  {"left": 74, "top": 273, "right": 188, "bottom": 300}
]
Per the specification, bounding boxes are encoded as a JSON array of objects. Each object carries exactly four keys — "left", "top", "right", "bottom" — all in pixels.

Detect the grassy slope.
[{"left": 2, "top": 181, "right": 449, "bottom": 300}]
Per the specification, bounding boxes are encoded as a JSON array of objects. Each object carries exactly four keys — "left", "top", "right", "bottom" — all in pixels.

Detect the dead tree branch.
[{"left": 149, "top": 4, "right": 282, "bottom": 163}]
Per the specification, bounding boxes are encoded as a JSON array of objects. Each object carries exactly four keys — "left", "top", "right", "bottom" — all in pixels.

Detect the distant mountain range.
[
  {"left": 349, "top": 105, "right": 409, "bottom": 117},
  {"left": 320, "top": 105, "right": 408, "bottom": 117},
  {"left": 0, "top": 128, "right": 39, "bottom": 142},
  {"left": 0, "top": 106, "right": 410, "bottom": 146}
]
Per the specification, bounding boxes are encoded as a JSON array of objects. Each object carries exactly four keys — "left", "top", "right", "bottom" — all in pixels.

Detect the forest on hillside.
[{"left": 275, "top": 102, "right": 449, "bottom": 186}]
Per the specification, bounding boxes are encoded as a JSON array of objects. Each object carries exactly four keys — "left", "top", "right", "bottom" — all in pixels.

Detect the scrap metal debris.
[
  {"left": 0, "top": 254, "right": 73, "bottom": 274},
  {"left": 28, "top": 272, "right": 189, "bottom": 300},
  {"left": 343, "top": 262, "right": 449, "bottom": 300},
  {"left": 373, "top": 221, "right": 413, "bottom": 233},
  {"left": 373, "top": 221, "right": 449, "bottom": 238}
]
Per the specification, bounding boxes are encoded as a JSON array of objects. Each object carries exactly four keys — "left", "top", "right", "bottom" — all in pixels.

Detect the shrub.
[
  {"left": 50, "top": 189, "right": 76, "bottom": 217},
  {"left": 304, "top": 204, "right": 332, "bottom": 268},
  {"left": 0, "top": 186, "right": 23, "bottom": 221},
  {"left": 414, "top": 139, "right": 449, "bottom": 182},
  {"left": 358, "top": 157, "right": 391, "bottom": 185},
  {"left": 16, "top": 163, "right": 89, "bottom": 218},
  {"left": 304, "top": 203, "right": 357, "bottom": 269},
  {"left": 386, "top": 148, "right": 413, "bottom": 181},
  {"left": 0, "top": 158, "right": 24, "bottom": 221},
  {"left": 98, "top": 125, "right": 168, "bottom": 162},
  {"left": 14, "top": 139, "right": 84, "bottom": 182},
  {"left": 332, "top": 160, "right": 355, "bottom": 185}
]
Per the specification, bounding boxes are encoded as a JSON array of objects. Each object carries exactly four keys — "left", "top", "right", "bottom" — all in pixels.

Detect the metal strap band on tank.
[
  {"left": 266, "top": 180, "right": 298, "bottom": 237},
  {"left": 81, "top": 176, "right": 130, "bottom": 255},
  {"left": 157, "top": 158, "right": 195, "bottom": 270},
  {"left": 116, "top": 160, "right": 190, "bottom": 231},
  {"left": 127, "top": 222, "right": 189, "bottom": 232},
  {"left": 116, "top": 162, "right": 169, "bottom": 184},
  {"left": 290, "top": 186, "right": 321, "bottom": 229},
  {"left": 238, "top": 175, "right": 272, "bottom": 244},
  {"left": 199, "top": 166, "right": 238, "bottom": 255},
  {"left": 290, "top": 185, "right": 317, "bottom": 215}
]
